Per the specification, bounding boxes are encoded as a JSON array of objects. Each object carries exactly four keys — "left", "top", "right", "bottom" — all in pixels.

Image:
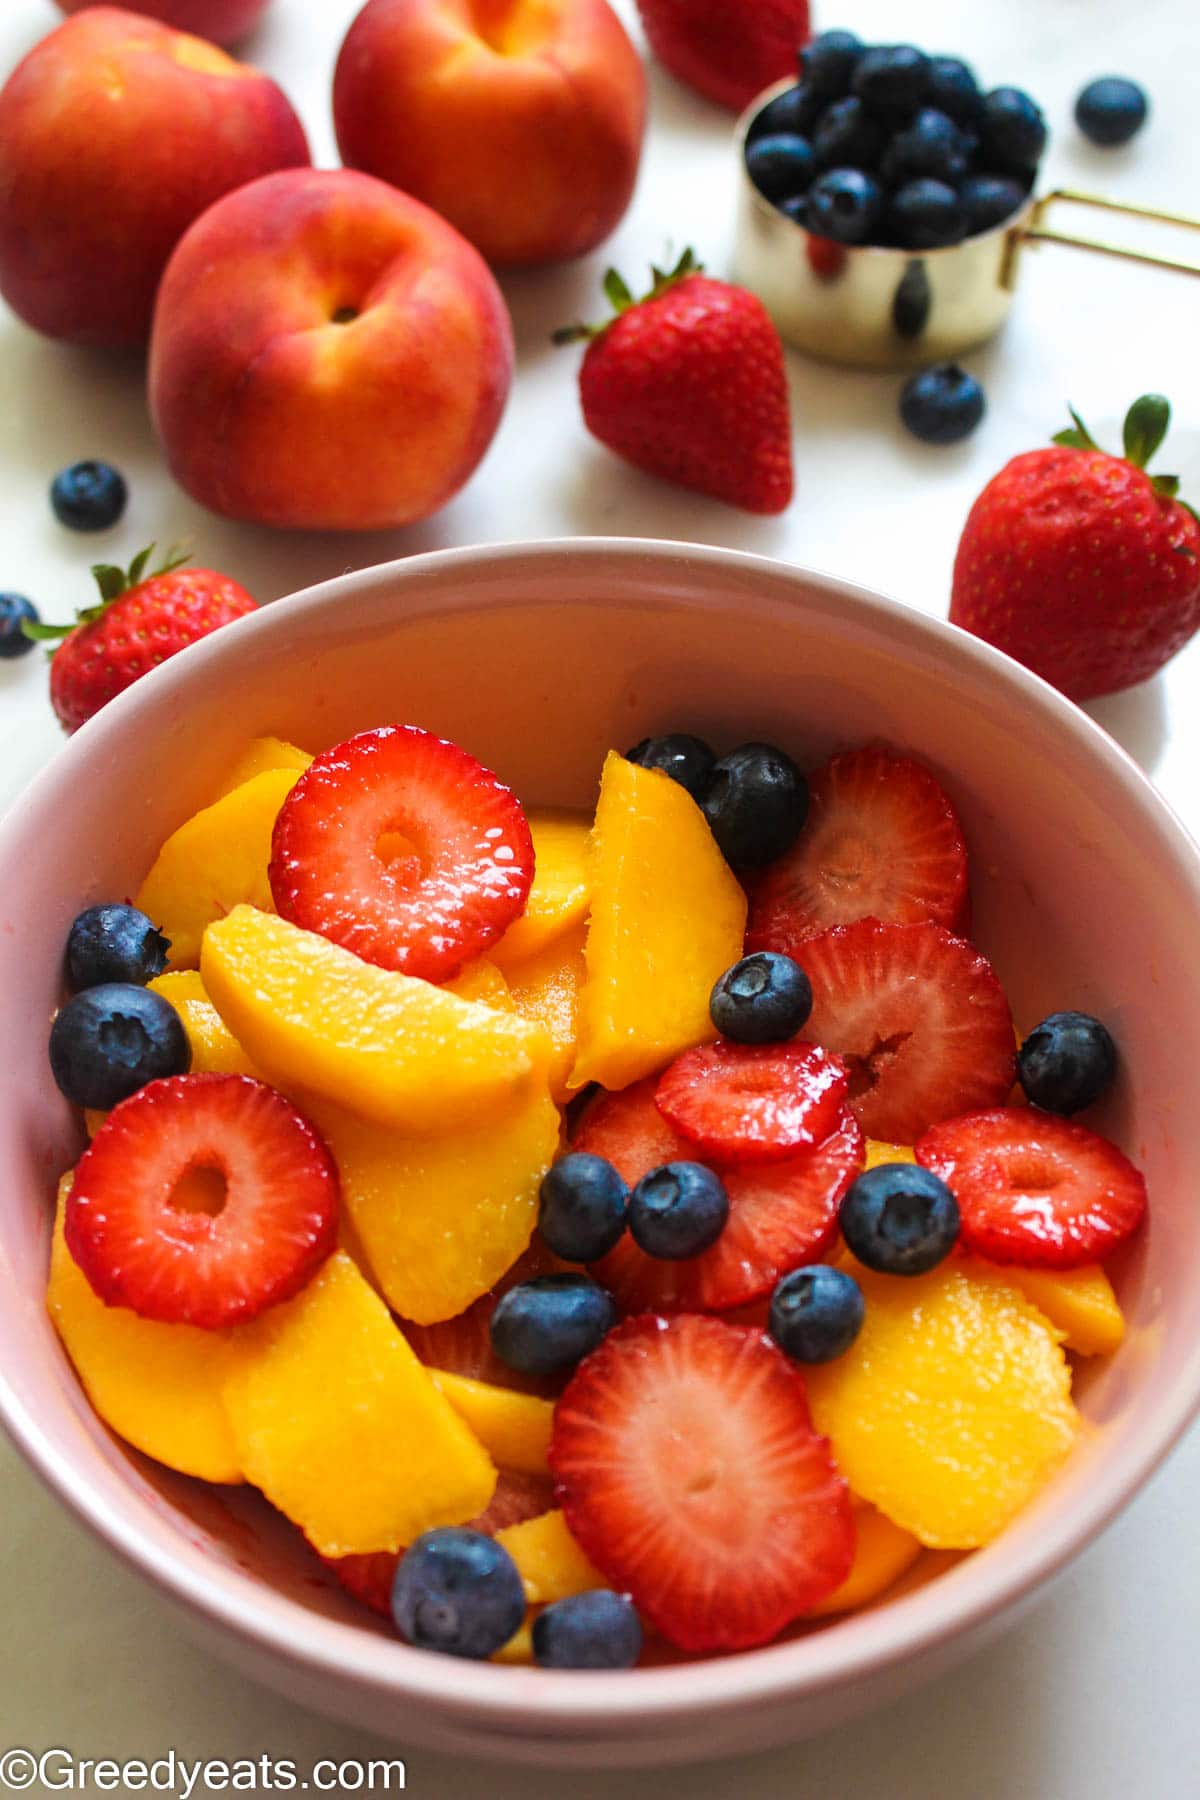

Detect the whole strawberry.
[
  {"left": 635, "top": 0, "right": 810, "bottom": 112},
  {"left": 950, "top": 396, "right": 1200, "bottom": 700},
  {"left": 27, "top": 546, "right": 257, "bottom": 732},
  {"left": 556, "top": 250, "right": 793, "bottom": 515}
]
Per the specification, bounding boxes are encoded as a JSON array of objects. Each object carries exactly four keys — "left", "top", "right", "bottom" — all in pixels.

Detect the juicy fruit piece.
[
  {"left": 628, "top": 1163, "right": 730, "bottom": 1259},
  {"left": 201, "top": 906, "right": 542, "bottom": 1132},
  {"left": 768, "top": 1264, "right": 865, "bottom": 1363},
  {"left": 805, "top": 1259, "right": 1079, "bottom": 1547},
  {"left": 889, "top": 178, "right": 967, "bottom": 250},
  {"left": 214, "top": 735, "right": 313, "bottom": 800},
  {"left": 950, "top": 396, "right": 1200, "bottom": 700},
  {"left": 796, "top": 918, "right": 1016, "bottom": 1142},
  {"left": 532, "top": 1590, "right": 643, "bottom": 1669},
  {"left": 391, "top": 1528, "right": 525, "bottom": 1660},
  {"left": 996, "top": 1262, "right": 1126, "bottom": 1357},
  {"left": 700, "top": 742, "right": 808, "bottom": 870},
  {"left": 494, "top": 1508, "right": 608, "bottom": 1606},
  {"left": 900, "top": 365, "right": 985, "bottom": 445},
  {"left": 747, "top": 133, "right": 817, "bottom": 203},
  {"left": 489, "top": 810, "right": 592, "bottom": 971},
  {"left": 538, "top": 1151, "right": 629, "bottom": 1263},
  {"left": 427, "top": 1373, "right": 554, "bottom": 1477},
  {"left": 805, "top": 170, "right": 884, "bottom": 244},
  {"left": 66, "top": 904, "right": 170, "bottom": 990},
  {"left": 808, "top": 1500, "right": 923, "bottom": 1617},
  {"left": 269, "top": 726, "right": 534, "bottom": 982},
  {"left": 655, "top": 1039, "right": 849, "bottom": 1163},
  {"left": 635, "top": 0, "right": 811, "bottom": 112},
  {"left": 747, "top": 747, "right": 970, "bottom": 952},
  {"left": 222, "top": 1251, "right": 496, "bottom": 1555},
  {"left": 838, "top": 1163, "right": 961, "bottom": 1276},
  {"left": 979, "top": 86, "right": 1047, "bottom": 173},
  {"left": 490, "top": 1275, "right": 618, "bottom": 1377},
  {"left": 146, "top": 970, "right": 260, "bottom": 1077},
  {"left": 50, "top": 460, "right": 127, "bottom": 531},
  {"left": 309, "top": 1075, "right": 559, "bottom": 1324},
  {"left": 136, "top": 767, "right": 300, "bottom": 969},
  {"left": 709, "top": 951, "right": 813, "bottom": 1045},
  {"left": 624, "top": 733, "right": 715, "bottom": 799},
  {"left": 399, "top": 1243, "right": 570, "bottom": 1399},
  {"left": 801, "top": 28, "right": 863, "bottom": 99},
  {"left": 444, "top": 957, "right": 512, "bottom": 1009},
  {"left": 960, "top": 174, "right": 1027, "bottom": 233},
  {"left": 864, "top": 1138, "right": 917, "bottom": 1170},
  {"left": 915, "top": 1107, "right": 1148, "bottom": 1269},
  {"left": 1017, "top": 1011, "right": 1117, "bottom": 1115},
  {"left": 49, "top": 983, "right": 191, "bottom": 1109},
  {"left": 502, "top": 923, "right": 587, "bottom": 1103},
  {"left": 571, "top": 752, "right": 747, "bottom": 1090},
  {"left": 67, "top": 1074, "right": 339, "bottom": 1328},
  {"left": 1075, "top": 76, "right": 1148, "bottom": 147},
  {"left": 578, "top": 1080, "right": 862, "bottom": 1311},
  {"left": 551, "top": 1313, "right": 854, "bottom": 1651},
  {"left": 852, "top": 43, "right": 931, "bottom": 112},
  {"left": 47, "top": 1174, "right": 241, "bottom": 1484}
]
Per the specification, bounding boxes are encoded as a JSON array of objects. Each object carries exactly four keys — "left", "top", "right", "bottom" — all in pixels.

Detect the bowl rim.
[{"left": 4, "top": 534, "right": 1200, "bottom": 1733}]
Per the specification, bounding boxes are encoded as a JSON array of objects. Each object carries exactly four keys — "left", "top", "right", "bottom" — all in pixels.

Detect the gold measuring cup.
[{"left": 732, "top": 79, "right": 1200, "bottom": 371}]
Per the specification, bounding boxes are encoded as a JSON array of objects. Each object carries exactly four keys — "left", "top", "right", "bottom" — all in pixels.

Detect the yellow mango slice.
[
  {"left": 47, "top": 1175, "right": 242, "bottom": 1484},
  {"left": 149, "top": 970, "right": 262, "bottom": 1077},
  {"left": 863, "top": 1139, "right": 917, "bottom": 1170},
  {"left": 222, "top": 1251, "right": 496, "bottom": 1556},
  {"left": 571, "top": 753, "right": 747, "bottom": 1090},
  {"left": 427, "top": 1371, "right": 554, "bottom": 1475},
  {"left": 310, "top": 1078, "right": 561, "bottom": 1324},
  {"left": 135, "top": 768, "right": 300, "bottom": 968},
  {"left": 494, "top": 1508, "right": 608, "bottom": 1605},
  {"left": 504, "top": 922, "right": 587, "bottom": 1103},
  {"left": 490, "top": 810, "right": 592, "bottom": 971},
  {"left": 201, "top": 906, "right": 544, "bottom": 1132},
  {"left": 806, "top": 1259, "right": 1079, "bottom": 1548},
  {"left": 492, "top": 1618, "right": 536, "bottom": 1664},
  {"left": 808, "top": 1501, "right": 923, "bottom": 1617},
  {"left": 444, "top": 958, "right": 514, "bottom": 1010},
  {"left": 996, "top": 1262, "right": 1126, "bottom": 1357},
  {"left": 213, "top": 736, "right": 313, "bottom": 800}
]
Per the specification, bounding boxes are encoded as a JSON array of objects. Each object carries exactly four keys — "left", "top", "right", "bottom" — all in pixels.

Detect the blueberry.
[
  {"left": 629, "top": 1162, "right": 729, "bottom": 1260},
  {"left": 700, "top": 741, "right": 809, "bottom": 868},
  {"left": 769, "top": 1264, "right": 865, "bottom": 1363},
  {"left": 799, "top": 29, "right": 862, "bottom": 101},
  {"left": 391, "top": 1528, "right": 525, "bottom": 1660},
  {"left": 538, "top": 1152, "right": 629, "bottom": 1262},
  {"left": 960, "top": 173, "right": 1030, "bottom": 235},
  {"left": 899, "top": 363, "right": 986, "bottom": 445},
  {"left": 851, "top": 45, "right": 931, "bottom": 120},
  {"left": 979, "top": 87, "right": 1047, "bottom": 174},
  {"left": 49, "top": 461, "right": 128, "bottom": 532},
  {"left": 710, "top": 951, "right": 812, "bottom": 1044},
  {"left": 1075, "top": 77, "right": 1148, "bottom": 147},
  {"left": 48, "top": 982, "right": 191, "bottom": 1110},
  {"left": 812, "top": 97, "right": 886, "bottom": 172},
  {"left": 746, "top": 133, "right": 816, "bottom": 201},
  {"left": 925, "top": 55, "right": 982, "bottom": 128},
  {"left": 889, "top": 178, "right": 967, "bottom": 249},
  {"left": 533, "top": 1590, "right": 643, "bottom": 1670},
  {"left": 0, "top": 592, "right": 39, "bottom": 660},
  {"left": 1017, "top": 1011, "right": 1118, "bottom": 1114},
  {"left": 881, "top": 109, "right": 970, "bottom": 186},
  {"left": 624, "top": 733, "right": 715, "bottom": 801},
  {"left": 748, "top": 83, "right": 823, "bottom": 144},
  {"left": 839, "top": 1164, "right": 960, "bottom": 1275},
  {"left": 490, "top": 1273, "right": 617, "bottom": 1375},
  {"left": 66, "top": 904, "right": 171, "bottom": 991},
  {"left": 807, "top": 166, "right": 885, "bottom": 243}
]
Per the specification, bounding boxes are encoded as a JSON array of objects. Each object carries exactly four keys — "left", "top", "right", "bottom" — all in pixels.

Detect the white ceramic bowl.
[{"left": 2, "top": 539, "right": 1199, "bottom": 1768}]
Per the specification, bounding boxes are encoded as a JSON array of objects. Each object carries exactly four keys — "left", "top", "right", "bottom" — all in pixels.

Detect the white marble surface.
[{"left": 2, "top": 0, "right": 1199, "bottom": 1790}]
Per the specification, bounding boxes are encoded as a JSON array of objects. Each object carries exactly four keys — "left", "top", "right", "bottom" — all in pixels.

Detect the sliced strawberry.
[
  {"left": 655, "top": 1040, "right": 848, "bottom": 1163},
  {"left": 747, "top": 746, "right": 969, "bottom": 953},
  {"left": 269, "top": 725, "right": 534, "bottom": 982},
  {"left": 575, "top": 1080, "right": 862, "bottom": 1311},
  {"left": 795, "top": 918, "right": 1016, "bottom": 1143},
  {"left": 915, "top": 1106, "right": 1148, "bottom": 1269},
  {"left": 550, "top": 1313, "right": 854, "bottom": 1651},
  {"left": 65, "top": 1073, "right": 338, "bottom": 1328},
  {"left": 400, "top": 1240, "right": 570, "bottom": 1398}
]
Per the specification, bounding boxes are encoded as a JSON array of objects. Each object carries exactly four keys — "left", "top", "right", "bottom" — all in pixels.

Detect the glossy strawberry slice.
[
  {"left": 915, "top": 1106, "right": 1148, "bottom": 1269},
  {"left": 655, "top": 1039, "right": 848, "bottom": 1163},
  {"left": 400, "top": 1240, "right": 570, "bottom": 1398},
  {"left": 575, "top": 1080, "right": 862, "bottom": 1311},
  {"left": 550, "top": 1313, "right": 854, "bottom": 1651},
  {"left": 269, "top": 725, "right": 534, "bottom": 982},
  {"left": 66, "top": 1073, "right": 339, "bottom": 1328},
  {"left": 747, "top": 746, "right": 969, "bottom": 952},
  {"left": 796, "top": 918, "right": 1016, "bottom": 1143}
]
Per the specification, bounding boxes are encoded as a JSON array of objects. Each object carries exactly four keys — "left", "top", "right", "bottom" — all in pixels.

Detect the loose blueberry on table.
[
  {"left": 1075, "top": 76, "right": 1149, "bottom": 147},
  {"left": 49, "top": 460, "right": 128, "bottom": 532},
  {"left": 900, "top": 363, "right": 986, "bottom": 444},
  {"left": 0, "top": 592, "right": 40, "bottom": 658}
]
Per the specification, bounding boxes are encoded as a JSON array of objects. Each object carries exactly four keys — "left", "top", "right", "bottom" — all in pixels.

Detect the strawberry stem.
[
  {"left": 552, "top": 247, "right": 703, "bottom": 345},
  {"left": 19, "top": 542, "right": 192, "bottom": 647},
  {"left": 1122, "top": 394, "right": 1170, "bottom": 469}
]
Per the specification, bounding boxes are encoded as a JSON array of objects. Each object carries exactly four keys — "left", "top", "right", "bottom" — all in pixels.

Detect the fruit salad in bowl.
[{"left": 1, "top": 540, "right": 1199, "bottom": 1764}]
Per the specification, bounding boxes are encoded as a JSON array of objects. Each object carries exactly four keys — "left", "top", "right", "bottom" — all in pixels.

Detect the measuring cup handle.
[{"left": 1019, "top": 188, "right": 1200, "bottom": 278}]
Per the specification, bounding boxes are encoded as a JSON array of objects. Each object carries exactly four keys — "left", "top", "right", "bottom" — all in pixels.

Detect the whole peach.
[
  {"left": 148, "top": 168, "right": 515, "bottom": 531},
  {"left": 54, "top": 0, "right": 271, "bottom": 46},
  {"left": 0, "top": 8, "right": 308, "bottom": 346},
  {"left": 333, "top": 0, "right": 646, "bottom": 267}
]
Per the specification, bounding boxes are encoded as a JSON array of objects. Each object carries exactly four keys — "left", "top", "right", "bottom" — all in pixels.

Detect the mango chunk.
[
  {"left": 997, "top": 1262, "right": 1126, "bottom": 1357},
  {"left": 494, "top": 1508, "right": 608, "bottom": 1606},
  {"left": 504, "top": 923, "right": 587, "bottom": 1103},
  {"left": 222, "top": 1251, "right": 496, "bottom": 1556},
  {"left": 490, "top": 810, "right": 592, "bottom": 971},
  {"left": 149, "top": 970, "right": 262, "bottom": 1076},
  {"left": 201, "top": 906, "right": 544, "bottom": 1132},
  {"left": 47, "top": 1175, "right": 242, "bottom": 1484},
  {"left": 427, "top": 1371, "right": 554, "bottom": 1475},
  {"left": 808, "top": 1501, "right": 923, "bottom": 1617},
  {"left": 213, "top": 736, "right": 313, "bottom": 800},
  {"left": 310, "top": 1078, "right": 561, "bottom": 1324},
  {"left": 806, "top": 1259, "right": 1079, "bottom": 1548},
  {"left": 491, "top": 1619, "right": 536, "bottom": 1664},
  {"left": 863, "top": 1139, "right": 917, "bottom": 1170},
  {"left": 135, "top": 767, "right": 300, "bottom": 968},
  {"left": 571, "top": 753, "right": 747, "bottom": 1090},
  {"left": 444, "top": 958, "right": 514, "bottom": 1010}
]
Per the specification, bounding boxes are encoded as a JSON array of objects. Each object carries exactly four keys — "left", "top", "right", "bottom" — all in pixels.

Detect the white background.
[{"left": 2, "top": 0, "right": 1199, "bottom": 1792}]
